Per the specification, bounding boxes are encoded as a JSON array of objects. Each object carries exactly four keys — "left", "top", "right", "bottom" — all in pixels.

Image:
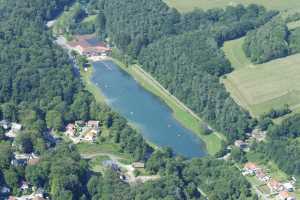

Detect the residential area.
[
  {"left": 0, "top": 120, "right": 46, "bottom": 200},
  {"left": 64, "top": 120, "right": 100, "bottom": 143},
  {"left": 243, "top": 162, "right": 297, "bottom": 200}
]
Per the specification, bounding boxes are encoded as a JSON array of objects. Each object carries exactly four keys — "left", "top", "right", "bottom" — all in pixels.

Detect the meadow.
[
  {"left": 222, "top": 37, "right": 300, "bottom": 117},
  {"left": 164, "top": 0, "right": 300, "bottom": 13}
]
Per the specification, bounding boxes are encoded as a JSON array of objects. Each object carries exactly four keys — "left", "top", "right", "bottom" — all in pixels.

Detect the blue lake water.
[{"left": 91, "top": 60, "right": 207, "bottom": 158}]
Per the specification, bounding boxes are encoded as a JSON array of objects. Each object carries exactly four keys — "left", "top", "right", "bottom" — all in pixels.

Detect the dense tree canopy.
[
  {"left": 243, "top": 20, "right": 289, "bottom": 63},
  {"left": 254, "top": 114, "right": 300, "bottom": 176},
  {"left": 139, "top": 31, "right": 253, "bottom": 141},
  {"left": 243, "top": 19, "right": 300, "bottom": 63},
  {"left": 96, "top": 0, "right": 277, "bottom": 141}
]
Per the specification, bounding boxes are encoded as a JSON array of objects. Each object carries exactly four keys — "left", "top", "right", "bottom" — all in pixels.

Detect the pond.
[{"left": 91, "top": 60, "right": 207, "bottom": 158}]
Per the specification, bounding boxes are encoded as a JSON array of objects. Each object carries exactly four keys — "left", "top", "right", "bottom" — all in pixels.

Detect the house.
[
  {"left": 255, "top": 169, "right": 270, "bottom": 182},
  {"left": 11, "top": 123, "right": 22, "bottom": 132},
  {"left": 277, "top": 191, "right": 296, "bottom": 200},
  {"left": 0, "top": 120, "right": 10, "bottom": 129},
  {"left": 5, "top": 122, "right": 22, "bottom": 138},
  {"left": 84, "top": 131, "right": 96, "bottom": 142},
  {"left": 244, "top": 162, "right": 258, "bottom": 172},
  {"left": 251, "top": 128, "right": 267, "bottom": 142},
  {"left": 20, "top": 181, "right": 29, "bottom": 191},
  {"left": 75, "top": 120, "right": 85, "bottom": 128},
  {"left": 87, "top": 120, "right": 100, "bottom": 130},
  {"left": 243, "top": 162, "right": 257, "bottom": 176},
  {"left": 283, "top": 182, "right": 294, "bottom": 192},
  {"left": 66, "top": 123, "right": 76, "bottom": 137},
  {"left": 132, "top": 162, "right": 145, "bottom": 169},
  {"left": 11, "top": 158, "right": 27, "bottom": 167},
  {"left": 234, "top": 140, "right": 248, "bottom": 149},
  {"left": 268, "top": 180, "right": 284, "bottom": 193},
  {"left": 11, "top": 153, "right": 39, "bottom": 167}
]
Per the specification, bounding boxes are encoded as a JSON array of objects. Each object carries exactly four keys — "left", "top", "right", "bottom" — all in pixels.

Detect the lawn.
[
  {"left": 80, "top": 66, "right": 106, "bottom": 104},
  {"left": 111, "top": 57, "right": 224, "bottom": 155},
  {"left": 163, "top": 0, "right": 300, "bottom": 13},
  {"left": 76, "top": 143, "right": 133, "bottom": 161},
  {"left": 222, "top": 37, "right": 300, "bottom": 117}
]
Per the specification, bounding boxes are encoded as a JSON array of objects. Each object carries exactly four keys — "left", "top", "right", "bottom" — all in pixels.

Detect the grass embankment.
[
  {"left": 222, "top": 37, "right": 300, "bottom": 118},
  {"left": 80, "top": 66, "right": 106, "bottom": 104},
  {"left": 77, "top": 142, "right": 134, "bottom": 172},
  {"left": 164, "top": 0, "right": 300, "bottom": 13},
  {"left": 111, "top": 58, "right": 224, "bottom": 155}
]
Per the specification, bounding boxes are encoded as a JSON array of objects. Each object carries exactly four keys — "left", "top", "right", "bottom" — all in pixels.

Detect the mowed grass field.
[
  {"left": 164, "top": 0, "right": 300, "bottom": 13},
  {"left": 222, "top": 37, "right": 300, "bottom": 117}
]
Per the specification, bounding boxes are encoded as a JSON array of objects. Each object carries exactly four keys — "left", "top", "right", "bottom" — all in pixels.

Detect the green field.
[
  {"left": 164, "top": 0, "right": 300, "bottom": 13},
  {"left": 222, "top": 37, "right": 300, "bottom": 117},
  {"left": 111, "top": 57, "right": 224, "bottom": 155}
]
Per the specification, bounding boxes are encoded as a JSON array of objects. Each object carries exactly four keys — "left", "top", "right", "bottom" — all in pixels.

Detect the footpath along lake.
[{"left": 91, "top": 60, "right": 207, "bottom": 158}]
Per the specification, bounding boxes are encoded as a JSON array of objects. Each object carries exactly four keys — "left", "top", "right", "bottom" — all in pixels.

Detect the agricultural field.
[
  {"left": 222, "top": 37, "right": 300, "bottom": 117},
  {"left": 164, "top": 0, "right": 300, "bottom": 13}
]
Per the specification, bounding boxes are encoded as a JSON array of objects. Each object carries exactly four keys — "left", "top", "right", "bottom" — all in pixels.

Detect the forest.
[
  {"left": 94, "top": 0, "right": 279, "bottom": 141},
  {"left": 0, "top": 0, "right": 258, "bottom": 199},
  {"left": 253, "top": 114, "right": 300, "bottom": 177},
  {"left": 243, "top": 18, "right": 300, "bottom": 63}
]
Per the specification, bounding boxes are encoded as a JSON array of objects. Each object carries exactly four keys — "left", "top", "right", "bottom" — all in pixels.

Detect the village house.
[
  {"left": 244, "top": 162, "right": 257, "bottom": 173},
  {"left": 11, "top": 153, "right": 39, "bottom": 167},
  {"left": 66, "top": 123, "right": 76, "bottom": 137},
  {"left": 20, "top": 181, "right": 29, "bottom": 191},
  {"left": 268, "top": 180, "right": 284, "bottom": 193},
  {"left": 87, "top": 120, "right": 100, "bottom": 130},
  {"left": 251, "top": 128, "right": 267, "bottom": 142},
  {"left": 65, "top": 120, "right": 100, "bottom": 143},
  {"left": 277, "top": 191, "right": 296, "bottom": 200},
  {"left": 5, "top": 122, "right": 22, "bottom": 138},
  {"left": 68, "top": 35, "right": 111, "bottom": 58},
  {"left": 234, "top": 140, "right": 248, "bottom": 149},
  {"left": 283, "top": 182, "right": 295, "bottom": 192},
  {"left": 255, "top": 168, "right": 270, "bottom": 182}
]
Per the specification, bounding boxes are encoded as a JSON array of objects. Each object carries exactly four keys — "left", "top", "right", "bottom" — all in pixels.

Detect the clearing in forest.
[
  {"left": 164, "top": 0, "right": 300, "bottom": 13},
  {"left": 222, "top": 37, "right": 300, "bottom": 117}
]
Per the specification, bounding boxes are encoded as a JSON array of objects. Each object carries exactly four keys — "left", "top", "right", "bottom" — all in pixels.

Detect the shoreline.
[
  {"left": 110, "top": 58, "right": 224, "bottom": 155},
  {"left": 56, "top": 35, "right": 223, "bottom": 155}
]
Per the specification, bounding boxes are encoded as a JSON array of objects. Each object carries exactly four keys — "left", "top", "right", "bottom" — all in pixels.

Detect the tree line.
[
  {"left": 93, "top": 0, "right": 278, "bottom": 141},
  {"left": 243, "top": 18, "right": 300, "bottom": 63},
  {"left": 253, "top": 114, "right": 300, "bottom": 177}
]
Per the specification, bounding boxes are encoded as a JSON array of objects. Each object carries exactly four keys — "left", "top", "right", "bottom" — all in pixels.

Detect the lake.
[{"left": 91, "top": 60, "right": 207, "bottom": 158}]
